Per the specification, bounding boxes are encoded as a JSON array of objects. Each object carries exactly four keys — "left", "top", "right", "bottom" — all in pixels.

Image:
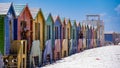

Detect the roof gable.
[
  {"left": 46, "top": 13, "right": 54, "bottom": 24},
  {"left": 13, "top": 4, "right": 26, "bottom": 16},
  {"left": 30, "top": 8, "right": 44, "bottom": 20},
  {"left": 54, "top": 16, "right": 62, "bottom": 25},
  {"left": 30, "top": 8, "right": 39, "bottom": 19},
  {"left": 0, "top": 3, "right": 12, "bottom": 15}
]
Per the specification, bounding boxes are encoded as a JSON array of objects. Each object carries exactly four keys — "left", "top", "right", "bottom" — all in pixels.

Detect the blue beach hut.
[{"left": 0, "top": 3, "right": 16, "bottom": 55}]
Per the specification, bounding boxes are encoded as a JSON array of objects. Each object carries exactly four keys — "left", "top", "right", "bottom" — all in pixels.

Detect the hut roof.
[
  {"left": 13, "top": 4, "right": 26, "bottom": 16},
  {"left": 30, "top": 8, "right": 40, "bottom": 19},
  {"left": 0, "top": 3, "right": 12, "bottom": 15},
  {"left": 71, "top": 20, "right": 76, "bottom": 26}
]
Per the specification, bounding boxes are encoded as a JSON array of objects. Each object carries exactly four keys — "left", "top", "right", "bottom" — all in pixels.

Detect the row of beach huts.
[{"left": 0, "top": 3, "right": 104, "bottom": 68}]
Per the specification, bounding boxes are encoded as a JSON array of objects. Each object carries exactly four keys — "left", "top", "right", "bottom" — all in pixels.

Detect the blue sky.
[{"left": 0, "top": 0, "right": 120, "bottom": 33}]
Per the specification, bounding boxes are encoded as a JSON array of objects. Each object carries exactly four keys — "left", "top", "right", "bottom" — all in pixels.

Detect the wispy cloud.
[{"left": 115, "top": 4, "right": 120, "bottom": 14}]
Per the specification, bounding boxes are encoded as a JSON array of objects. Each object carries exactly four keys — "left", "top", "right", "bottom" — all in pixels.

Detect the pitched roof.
[
  {"left": 30, "top": 8, "right": 40, "bottom": 19},
  {"left": 13, "top": 4, "right": 26, "bottom": 16},
  {"left": 71, "top": 20, "right": 76, "bottom": 26},
  {"left": 0, "top": 3, "right": 12, "bottom": 15}
]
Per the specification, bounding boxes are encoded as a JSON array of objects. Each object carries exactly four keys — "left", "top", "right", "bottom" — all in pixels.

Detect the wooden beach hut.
[
  {"left": 43, "top": 13, "right": 54, "bottom": 64},
  {"left": 30, "top": 8, "right": 45, "bottom": 52},
  {"left": 77, "top": 23, "right": 83, "bottom": 52},
  {"left": 70, "top": 20, "right": 77, "bottom": 54},
  {"left": 53, "top": 16, "right": 62, "bottom": 61},
  {"left": 30, "top": 40, "right": 42, "bottom": 67},
  {"left": 86, "top": 25, "right": 89, "bottom": 49},
  {"left": 13, "top": 4, "right": 33, "bottom": 67},
  {"left": 30, "top": 8, "right": 45, "bottom": 66},
  {"left": 13, "top": 4, "right": 33, "bottom": 53},
  {"left": 93, "top": 27, "right": 97, "bottom": 47},
  {"left": 90, "top": 26, "right": 94, "bottom": 48},
  {"left": 61, "top": 18, "right": 68, "bottom": 58},
  {"left": 82, "top": 24, "right": 87, "bottom": 50},
  {"left": 66, "top": 19, "right": 72, "bottom": 55},
  {"left": 0, "top": 3, "right": 16, "bottom": 55}
]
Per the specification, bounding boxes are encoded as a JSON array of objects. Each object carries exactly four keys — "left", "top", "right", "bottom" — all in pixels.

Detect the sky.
[{"left": 0, "top": 0, "right": 120, "bottom": 33}]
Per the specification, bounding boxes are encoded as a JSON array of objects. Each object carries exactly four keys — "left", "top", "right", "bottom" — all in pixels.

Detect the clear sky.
[{"left": 0, "top": 0, "right": 120, "bottom": 33}]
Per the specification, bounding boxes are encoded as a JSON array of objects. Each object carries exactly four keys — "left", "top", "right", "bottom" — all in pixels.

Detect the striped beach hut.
[
  {"left": 43, "top": 13, "right": 54, "bottom": 64},
  {"left": 88, "top": 26, "right": 92, "bottom": 49},
  {"left": 66, "top": 19, "right": 71, "bottom": 55},
  {"left": 91, "top": 26, "right": 95, "bottom": 48},
  {"left": 93, "top": 27, "right": 97, "bottom": 48},
  {"left": 30, "top": 40, "right": 42, "bottom": 67},
  {"left": 30, "top": 8, "right": 45, "bottom": 52},
  {"left": 61, "top": 18, "right": 68, "bottom": 58},
  {"left": 30, "top": 8, "right": 46, "bottom": 66},
  {"left": 0, "top": 3, "right": 16, "bottom": 55},
  {"left": 77, "top": 22, "right": 83, "bottom": 52},
  {"left": 86, "top": 25, "right": 90, "bottom": 49},
  {"left": 82, "top": 24, "right": 87, "bottom": 50},
  {"left": 70, "top": 20, "right": 77, "bottom": 54},
  {"left": 53, "top": 16, "right": 62, "bottom": 61},
  {"left": 13, "top": 4, "right": 33, "bottom": 53}
]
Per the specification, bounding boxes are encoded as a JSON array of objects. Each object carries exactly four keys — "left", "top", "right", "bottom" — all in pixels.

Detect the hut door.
[
  {"left": 20, "top": 21, "right": 27, "bottom": 40},
  {"left": 47, "top": 25, "right": 50, "bottom": 40},
  {"left": 9, "top": 21, "right": 13, "bottom": 43},
  {"left": 57, "top": 52, "right": 60, "bottom": 60},
  {"left": 46, "top": 54, "right": 50, "bottom": 63},
  {"left": 35, "top": 23, "right": 40, "bottom": 40},
  {"left": 55, "top": 27, "right": 58, "bottom": 39},
  {"left": 67, "top": 28, "right": 69, "bottom": 39},
  {"left": 33, "top": 56, "right": 39, "bottom": 66},
  {"left": 64, "top": 51, "right": 66, "bottom": 57}
]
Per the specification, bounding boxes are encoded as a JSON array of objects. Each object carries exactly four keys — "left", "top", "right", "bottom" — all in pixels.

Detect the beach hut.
[
  {"left": 43, "top": 14, "right": 54, "bottom": 64},
  {"left": 70, "top": 20, "right": 77, "bottom": 54},
  {"left": 90, "top": 26, "right": 94, "bottom": 48},
  {"left": 30, "top": 40, "right": 41, "bottom": 67},
  {"left": 77, "top": 23, "right": 83, "bottom": 52},
  {"left": 54, "top": 16, "right": 62, "bottom": 61},
  {"left": 66, "top": 19, "right": 72, "bottom": 55},
  {"left": 13, "top": 4, "right": 33, "bottom": 67},
  {"left": 86, "top": 25, "right": 90, "bottom": 49},
  {"left": 93, "top": 27, "right": 97, "bottom": 48},
  {"left": 82, "top": 24, "right": 87, "bottom": 50},
  {"left": 88, "top": 26, "right": 92, "bottom": 49},
  {"left": 61, "top": 18, "right": 68, "bottom": 58},
  {"left": 0, "top": 3, "right": 16, "bottom": 55},
  {"left": 13, "top": 4, "right": 33, "bottom": 53},
  {"left": 30, "top": 8, "right": 45, "bottom": 52},
  {"left": 30, "top": 8, "right": 45, "bottom": 66}
]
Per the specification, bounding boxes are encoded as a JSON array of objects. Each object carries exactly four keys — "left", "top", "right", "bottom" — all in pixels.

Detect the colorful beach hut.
[
  {"left": 13, "top": 4, "right": 33, "bottom": 53},
  {"left": 30, "top": 40, "right": 42, "bottom": 67},
  {"left": 91, "top": 26, "right": 95, "bottom": 48},
  {"left": 86, "top": 25, "right": 90, "bottom": 49},
  {"left": 82, "top": 24, "right": 87, "bottom": 50},
  {"left": 61, "top": 18, "right": 68, "bottom": 58},
  {"left": 0, "top": 3, "right": 16, "bottom": 55},
  {"left": 43, "top": 13, "right": 54, "bottom": 64},
  {"left": 30, "top": 8, "right": 45, "bottom": 52},
  {"left": 70, "top": 20, "right": 77, "bottom": 54},
  {"left": 54, "top": 16, "right": 62, "bottom": 61},
  {"left": 77, "top": 23, "right": 83, "bottom": 52},
  {"left": 94, "top": 27, "right": 97, "bottom": 48},
  {"left": 66, "top": 19, "right": 72, "bottom": 55}
]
